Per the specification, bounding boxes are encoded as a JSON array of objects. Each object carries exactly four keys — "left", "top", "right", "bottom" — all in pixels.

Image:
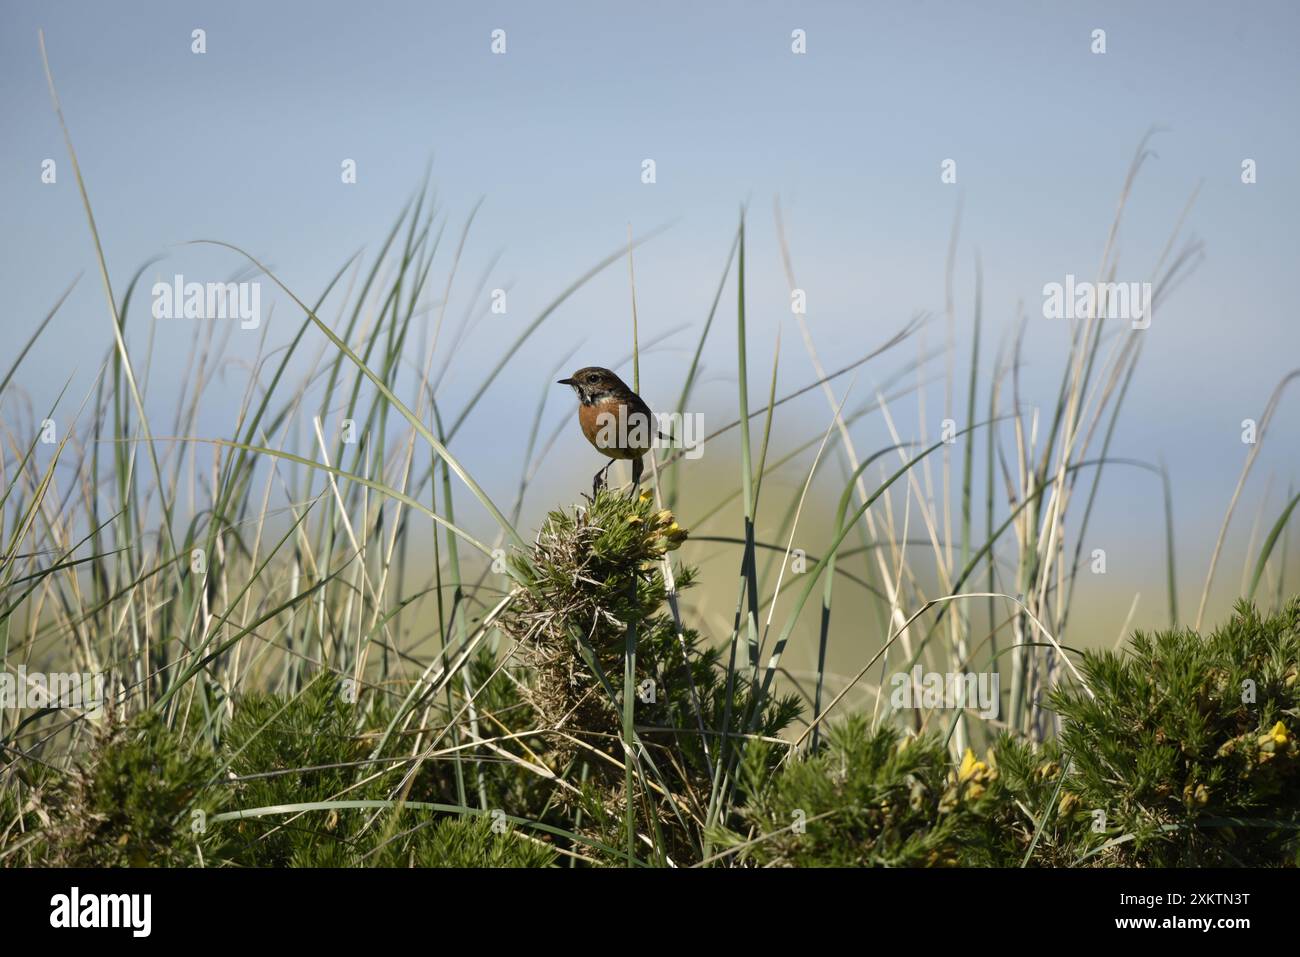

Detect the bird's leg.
[
  {"left": 629, "top": 455, "right": 643, "bottom": 497},
  {"left": 592, "top": 460, "right": 614, "bottom": 498}
]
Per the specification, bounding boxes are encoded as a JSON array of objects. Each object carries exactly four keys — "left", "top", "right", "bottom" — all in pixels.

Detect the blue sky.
[{"left": 3, "top": 0, "right": 1299, "bottom": 622}]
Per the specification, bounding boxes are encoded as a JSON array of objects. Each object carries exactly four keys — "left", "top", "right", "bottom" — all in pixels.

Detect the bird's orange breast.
[{"left": 578, "top": 397, "right": 651, "bottom": 460}]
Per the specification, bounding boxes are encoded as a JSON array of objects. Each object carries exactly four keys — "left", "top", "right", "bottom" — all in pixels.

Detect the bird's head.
[{"left": 557, "top": 366, "right": 629, "bottom": 404}]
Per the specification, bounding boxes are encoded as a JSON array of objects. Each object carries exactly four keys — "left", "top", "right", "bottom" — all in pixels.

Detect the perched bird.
[{"left": 557, "top": 366, "right": 659, "bottom": 497}]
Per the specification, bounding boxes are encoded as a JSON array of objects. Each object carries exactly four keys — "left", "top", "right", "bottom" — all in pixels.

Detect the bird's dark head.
[{"left": 557, "top": 366, "right": 630, "bottom": 404}]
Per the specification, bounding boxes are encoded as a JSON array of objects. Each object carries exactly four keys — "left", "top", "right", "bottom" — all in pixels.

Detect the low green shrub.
[
  {"left": 37, "top": 711, "right": 226, "bottom": 867},
  {"left": 714, "top": 716, "right": 1013, "bottom": 866},
  {"left": 220, "top": 676, "right": 552, "bottom": 867},
  {"left": 13, "top": 514, "right": 1298, "bottom": 868},
  {"left": 724, "top": 599, "right": 1300, "bottom": 867},
  {"left": 1050, "top": 598, "right": 1300, "bottom": 866},
  {"left": 500, "top": 489, "right": 800, "bottom": 862}
]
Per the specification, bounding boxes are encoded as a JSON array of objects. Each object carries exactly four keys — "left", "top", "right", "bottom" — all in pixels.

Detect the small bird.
[{"left": 557, "top": 366, "right": 659, "bottom": 497}]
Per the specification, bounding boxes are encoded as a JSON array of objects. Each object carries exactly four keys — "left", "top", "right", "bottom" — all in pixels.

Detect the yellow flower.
[
  {"left": 1058, "top": 791, "right": 1080, "bottom": 816},
  {"left": 656, "top": 519, "right": 689, "bottom": 551},
  {"left": 957, "top": 748, "right": 987, "bottom": 784},
  {"left": 1182, "top": 782, "right": 1210, "bottom": 807},
  {"left": 949, "top": 747, "right": 997, "bottom": 803},
  {"left": 639, "top": 488, "right": 654, "bottom": 503},
  {"left": 1258, "top": 720, "right": 1290, "bottom": 751}
]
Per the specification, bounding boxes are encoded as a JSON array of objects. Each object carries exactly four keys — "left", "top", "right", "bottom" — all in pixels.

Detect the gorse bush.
[
  {"left": 368, "top": 815, "right": 557, "bottom": 869},
  {"left": 219, "top": 677, "right": 553, "bottom": 867},
  {"left": 7, "top": 490, "right": 802, "bottom": 868},
  {"left": 7, "top": 465, "right": 1299, "bottom": 869},
  {"left": 984, "top": 735, "right": 1100, "bottom": 867},
  {"left": 506, "top": 489, "right": 799, "bottom": 763},
  {"left": 715, "top": 717, "right": 1008, "bottom": 867},
  {"left": 35, "top": 712, "right": 226, "bottom": 867},
  {"left": 1050, "top": 598, "right": 1300, "bottom": 867},
  {"left": 9, "top": 482, "right": 1300, "bottom": 868},
  {"left": 502, "top": 489, "right": 801, "bottom": 863},
  {"left": 717, "top": 725, "right": 1131, "bottom": 868},
  {"left": 505, "top": 487, "right": 700, "bottom": 762},
  {"left": 222, "top": 678, "right": 383, "bottom": 866},
  {"left": 718, "top": 599, "right": 1300, "bottom": 868},
  {"left": 283, "top": 814, "right": 556, "bottom": 868},
  {"left": 12, "top": 680, "right": 552, "bottom": 867}
]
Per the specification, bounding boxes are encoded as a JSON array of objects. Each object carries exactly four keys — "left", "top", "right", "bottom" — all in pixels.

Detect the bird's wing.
[{"left": 626, "top": 393, "right": 672, "bottom": 444}]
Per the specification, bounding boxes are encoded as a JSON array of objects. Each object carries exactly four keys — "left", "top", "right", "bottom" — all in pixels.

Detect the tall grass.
[{"left": 4, "top": 49, "right": 1298, "bottom": 866}]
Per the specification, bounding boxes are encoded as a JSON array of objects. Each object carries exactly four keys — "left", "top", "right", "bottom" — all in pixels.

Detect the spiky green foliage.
[
  {"left": 501, "top": 488, "right": 800, "bottom": 861},
  {"left": 222, "top": 678, "right": 382, "bottom": 866},
  {"left": 36, "top": 712, "right": 226, "bottom": 867},
  {"left": 718, "top": 716, "right": 1009, "bottom": 867},
  {"left": 506, "top": 489, "right": 799, "bottom": 763},
  {"left": 371, "top": 815, "right": 557, "bottom": 868},
  {"left": 985, "top": 734, "right": 1101, "bottom": 866},
  {"left": 430, "top": 646, "right": 553, "bottom": 819},
  {"left": 203, "top": 677, "right": 557, "bottom": 867},
  {"left": 289, "top": 815, "right": 555, "bottom": 868},
  {"left": 1050, "top": 598, "right": 1300, "bottom": 866},
  {"left": 722, "top": 601, "right": 1300, "bottom": 868}
]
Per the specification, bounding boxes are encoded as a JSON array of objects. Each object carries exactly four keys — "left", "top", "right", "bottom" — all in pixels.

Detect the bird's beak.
[{"left": 557, "top": 378, "right": 575, "bottom": 386}]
